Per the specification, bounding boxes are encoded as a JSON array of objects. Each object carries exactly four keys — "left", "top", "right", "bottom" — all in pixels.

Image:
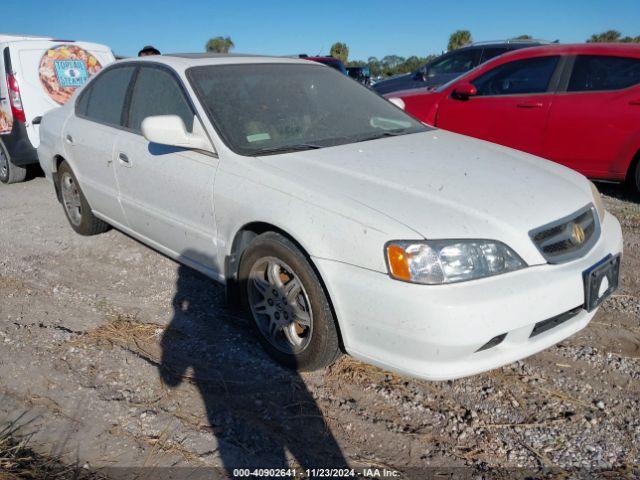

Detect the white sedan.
[{"left": 37, "top": 54, "right": 623, "bottom": 380}]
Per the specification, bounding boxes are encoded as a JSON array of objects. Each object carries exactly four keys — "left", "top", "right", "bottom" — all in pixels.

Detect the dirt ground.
[{"left": 0, "top": 176, "right": 638, "bottom": 479}]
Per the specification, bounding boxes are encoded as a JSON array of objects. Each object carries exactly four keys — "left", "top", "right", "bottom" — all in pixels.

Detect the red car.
[{"left": 387, "top": 44, "right": 640, "bottom": 194}]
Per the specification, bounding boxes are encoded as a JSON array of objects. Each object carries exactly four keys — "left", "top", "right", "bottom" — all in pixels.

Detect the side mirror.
[
  {"left": 452, "top": 83, "right": 478, "bottom": 100},
  {"left": 141, "top": 115, "right": 215, "bottom": 154}
]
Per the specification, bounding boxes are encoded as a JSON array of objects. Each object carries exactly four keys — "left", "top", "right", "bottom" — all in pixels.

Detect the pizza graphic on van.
[
  {"left": 39, "top": 45, "right": 102, "bottom": 105},
  {"left": 0, "top": 110, "right": 12, "bottom": 134}
]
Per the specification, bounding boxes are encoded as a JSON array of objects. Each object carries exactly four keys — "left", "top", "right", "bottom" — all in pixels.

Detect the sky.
[{"left": 7, "top": 0, "right": 640, "bottom": 60}]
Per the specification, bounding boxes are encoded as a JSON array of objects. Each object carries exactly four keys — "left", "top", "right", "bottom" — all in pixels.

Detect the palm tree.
[
  {"left": 447, "top": 30, "right": 472, "bottom": 51},
  {"left": 205, "top": 36, "right": 235, "bottom": 53}
]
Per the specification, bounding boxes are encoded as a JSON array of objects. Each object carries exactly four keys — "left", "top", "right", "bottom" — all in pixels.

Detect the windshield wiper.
[
  {"left": 356, "top": 129, "right": 413, "bottom": 143},
  {"left": 252, "top": 144, "right": 323, "bottom": 156}
]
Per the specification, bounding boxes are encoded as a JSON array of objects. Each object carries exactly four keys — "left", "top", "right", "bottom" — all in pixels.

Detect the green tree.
[
  {"left": 205, "top": 36, "right": 234, "bottom": 53},
  {"left": 587, "top": 30, "right": 640, "bottom": 43},
  {"left": 347, "top": 59, "right": 366, "bottom": 67},
  {"left": 587, "top": 30, "right": 622, "bottom": 43},
  {"left": 367, "top": 56, "right": 381, "bottom": 77},
  {"left": 447, "top": 30, "right": 472, "bottom": 51},
  {"left": 380, "top": 55, "right": 405, "bottom": 76},
  {"left": 514, "top": 34, "right": 532, "bottom": 40},
  {"left": 330, "top": 42, "right": 349, "bottom": 64}
]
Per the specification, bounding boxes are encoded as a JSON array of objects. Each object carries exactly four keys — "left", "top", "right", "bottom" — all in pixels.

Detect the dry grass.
[
  {"left": 71, "top": 314, "right": 163, "bottom": 363},
  {"left": 0, "top": 415, "right": 100, "bottom": 480}
]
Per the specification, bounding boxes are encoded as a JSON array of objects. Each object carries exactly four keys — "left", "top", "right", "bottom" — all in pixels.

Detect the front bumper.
[{"left": 314, "top": 211, "right": 623, "bottom": 381}]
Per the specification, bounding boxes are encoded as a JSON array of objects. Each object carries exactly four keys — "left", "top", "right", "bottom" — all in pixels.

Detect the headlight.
[
  {"left": 385, "top": 240, "right": 527, "bottom": 285},
  {"left": 589, "top": 181, "right": 605, "bottom": 223}
]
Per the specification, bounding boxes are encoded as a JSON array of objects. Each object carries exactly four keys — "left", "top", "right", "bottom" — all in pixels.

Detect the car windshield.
[{"left": 187, "top": 63, "right": 428, "bottom": 156}]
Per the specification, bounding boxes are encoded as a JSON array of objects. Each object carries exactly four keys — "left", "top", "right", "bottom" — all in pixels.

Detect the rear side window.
[
  {"left": 429, "top": 49, "right": 479, "bottom": 76},
  {"left": 481, "top": 47, "right": 509, "bottom": 63},
  {"left": 568, "top": 55, "right": 640, "bottom": 92},
  {"left": 472, "top": 56, "right": 559, "bottom": 96},
  {"left": 127, "top": 67, "right": 194, "bottom": 133},
  {"left": 80, "top": 66, "right": 135, "bottom": 126}
]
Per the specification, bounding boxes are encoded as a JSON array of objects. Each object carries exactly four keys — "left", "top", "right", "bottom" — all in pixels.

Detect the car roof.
[
  {"left": 120, "top": 53, "right": 323, "bottom": 70},
  {"left": 488, "top": 42, "right": 640, "bottom": 62},
  {"left": 0, "top": 33, "right": 52, "bottom": 42}
]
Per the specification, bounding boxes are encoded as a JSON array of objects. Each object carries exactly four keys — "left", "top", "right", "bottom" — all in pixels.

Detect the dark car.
[
  {"left": 347, "top": 66, "right": 371, "bottom": 85},
  {"left": 373, "top": 40, "right": 549, "bottom": 95},
  {"left": 299, "top": 55, "right": 348, "bottom": 75}
]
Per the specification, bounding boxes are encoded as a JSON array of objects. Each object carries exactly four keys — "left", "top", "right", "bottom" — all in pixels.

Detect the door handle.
[
  {"left": 65, "top": 134, "right": 74, "bottom": 144},
  {"left": 516, "top": 101, "right": 543, "bottom": 109},
  {"left": 118, "top": 152, "right": 130, "bottom": 164},
  {"left": 629, "top": 99, "right": 640, "bottom": 106}
]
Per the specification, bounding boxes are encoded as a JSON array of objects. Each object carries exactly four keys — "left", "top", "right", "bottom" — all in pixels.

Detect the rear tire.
[
  {"left": 239, "top": 232, "right": 342, "bottom": 371},
  {"left": 0, "top": 142, "right": 27, "bottom": 184},
  {"left": 57, "top": 161, "right": 110, "bottom": 236}
]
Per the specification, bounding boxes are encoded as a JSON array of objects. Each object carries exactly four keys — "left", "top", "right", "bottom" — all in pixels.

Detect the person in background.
[{"left": 138, "top": 45, "right": 160, "bottom": 57}]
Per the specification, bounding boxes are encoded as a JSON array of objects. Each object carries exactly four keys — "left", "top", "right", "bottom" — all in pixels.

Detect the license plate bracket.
[{"left": 583, "top": 254, "right": 620, "bottom": 312}]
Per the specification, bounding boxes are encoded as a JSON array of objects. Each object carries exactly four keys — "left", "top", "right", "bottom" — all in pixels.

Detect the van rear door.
[{"left": 8, "top": 40, "right": 115, "bottom": 148}]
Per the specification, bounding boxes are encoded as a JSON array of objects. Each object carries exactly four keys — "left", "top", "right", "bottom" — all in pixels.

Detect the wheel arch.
[
  {"left": 51, "top": 154, "right": 67, "bottom": 202},
  {"left": 225, "top": 221, "right": 345, "bottom": 350},
  {"left": 626, "top": 148, "right": 640, "bottom": 183}
]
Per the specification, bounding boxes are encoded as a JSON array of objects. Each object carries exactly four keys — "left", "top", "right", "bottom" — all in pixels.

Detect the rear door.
[
  {"left": 64, "top": 64, "right": 136, "bottom": 225},
  {"left": 114, "top": 65, "right": 219, "bottom": 271},
  {"left": 542, "top": 54, "right": 640, "bottom": 179},
  {"left": 9, "top": 40, "right": 114, "bottom": 147},
  {"left": 436, "top": 55, "right": 562, "bottom": 156}
]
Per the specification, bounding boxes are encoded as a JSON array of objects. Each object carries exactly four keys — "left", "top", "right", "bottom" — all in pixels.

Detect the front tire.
[
  {"left": 0, "top": 142, "right": 27, "bottom": 184},
  {"left": 57, "top": 161, "right": 110, "bottom": 236},
  {"left": 239, "top": 232, "right": 342, "bottom": 371}
]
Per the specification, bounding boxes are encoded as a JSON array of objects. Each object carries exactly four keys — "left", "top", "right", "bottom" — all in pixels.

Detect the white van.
[{"left": 0, "top": 34, "right": 115, "bottom": 183}]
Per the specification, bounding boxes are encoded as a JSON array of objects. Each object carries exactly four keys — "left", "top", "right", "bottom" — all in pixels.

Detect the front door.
[
  {"left": 437, "top": 55, "right": 561, "bottom": 156},
  {"left": 114, "top": 65, "right": 220, "bottom": 272}
]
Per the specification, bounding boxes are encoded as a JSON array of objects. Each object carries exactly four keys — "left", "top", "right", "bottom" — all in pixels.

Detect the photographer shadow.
[{"left": 159, "top": 251, "right": 347, "bottom": 471}]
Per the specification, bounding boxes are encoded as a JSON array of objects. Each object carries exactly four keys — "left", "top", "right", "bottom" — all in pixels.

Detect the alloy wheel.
[
  {"left": 60, "top": 172, "right": 82, "bottom": 226},
  {"left": 248, "top": 256, "right": 313, "bottom": 354},
  {"left": 0, "top": 149, "right": 8, "bottom": 181}
]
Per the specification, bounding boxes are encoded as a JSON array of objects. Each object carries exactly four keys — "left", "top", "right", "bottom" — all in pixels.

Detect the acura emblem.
[{"left": 570, "top": 223, "right": 586, "bottom": 245}]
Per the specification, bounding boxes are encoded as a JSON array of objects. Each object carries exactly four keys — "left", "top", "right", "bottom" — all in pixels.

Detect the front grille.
[{"left": 529, "top": 205, "right": 600, "bottom": 264}]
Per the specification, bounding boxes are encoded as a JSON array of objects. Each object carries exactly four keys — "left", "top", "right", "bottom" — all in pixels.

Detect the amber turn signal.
[{"left": 386, "top": 244, "right": 411, "bottom": 281}]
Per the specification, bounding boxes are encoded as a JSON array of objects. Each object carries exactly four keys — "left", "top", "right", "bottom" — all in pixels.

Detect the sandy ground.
[{"left": 0, "top": 176, "right": 638, "bottom": 479}]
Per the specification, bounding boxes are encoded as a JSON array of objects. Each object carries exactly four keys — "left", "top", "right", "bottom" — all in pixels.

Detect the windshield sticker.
[
  {"left": 247, "top": 132, "right": 271, "bottom": 142},
  {"left": 0, "top": 110, "right": 11, "bottom": 135},
  {"left": 39, "top": 45, "right": 103, "bottom": 105}
]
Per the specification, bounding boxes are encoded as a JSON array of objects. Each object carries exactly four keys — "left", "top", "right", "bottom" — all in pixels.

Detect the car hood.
[{"left": 258, "top": 130, "right": 595, "bottom": 265}]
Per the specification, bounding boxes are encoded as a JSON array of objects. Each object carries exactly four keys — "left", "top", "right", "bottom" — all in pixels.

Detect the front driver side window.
[
  {"left": 472, "top": 56, "right": 560, "bottom": 96},
  {"left": 127, "top": 67, "right": 195, "bottom": 133}
]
